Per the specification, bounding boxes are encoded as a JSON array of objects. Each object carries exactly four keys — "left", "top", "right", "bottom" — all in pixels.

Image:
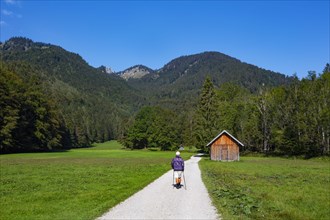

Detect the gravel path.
[{"left": 97, "top": 155, "right": 220, "bottom": 220}]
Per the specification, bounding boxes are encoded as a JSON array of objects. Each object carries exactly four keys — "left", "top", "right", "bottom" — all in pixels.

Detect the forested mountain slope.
[
  {"left": 1, "top": 37, "right": 305, "bottom": 154},
  {"left": 1, "top": 37, "right": 144, "bottom": 110},
  {"left": 0, "top": 37, "right": 146, "bottom": 151},
  {"left": 126, "top": 52, "right": 292, "bottom": 110}
]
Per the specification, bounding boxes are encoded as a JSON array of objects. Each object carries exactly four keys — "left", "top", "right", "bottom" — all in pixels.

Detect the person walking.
[{"left": 171, "top": 151, "right": 184, "bottom": 188}]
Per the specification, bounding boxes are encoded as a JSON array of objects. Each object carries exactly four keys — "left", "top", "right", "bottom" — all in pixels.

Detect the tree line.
[
  {"left": 122, "top": 65, "right": 330, "bottom": 157},
  {"left": 1, "top": 63, "right": 62, "bottom": 152},
  {"left": 1, "top": 61, "right": 329, "bottom": 157},
  {"left": 1, "top": 37, "right": 299, "bottom": 154},
  {"left": 1, "top": 37, "right": 329, "bottom": 157},
  {"left": 1, "top": 37, "right": 148, "bottom": 153},
  {"left": 0, "top": 62, "right": 132, "bottom": 153}
]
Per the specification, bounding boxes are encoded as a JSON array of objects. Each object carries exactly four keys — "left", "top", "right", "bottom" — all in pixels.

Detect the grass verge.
[
  {"left": 200, "top": 156, "right": 330, "bottom": 220},
  {"left": 0, "top": 141, "right": 193, "bottom": 220}
]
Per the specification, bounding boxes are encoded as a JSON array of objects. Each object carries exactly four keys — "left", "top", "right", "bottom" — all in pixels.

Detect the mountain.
[
  {"left": 0, "top": 37, "right": 293, "bottom": 150},
  {"left": 0, "top": 37, "right": 144, "bottom": 108},
  {"left": 1, "top": 37, "right": 292, "bottom": 114},
  {"left": 117, "top": 65, "right": 155, "bottom": 80},
  {"left": 135, "top": 51, "right": 290, "bottom": 89},
  {"left": 125, "top": 51, "right": 292, "bottom": 109},
  {"left": 98, "top": 65, "right": 113, "bottom": 74},
  {"left": 0, "top": 37, "right": 146, "bottom": 147}
]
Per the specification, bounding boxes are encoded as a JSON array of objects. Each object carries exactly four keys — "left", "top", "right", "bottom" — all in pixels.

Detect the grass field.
[
  {"left": 200, "top": 156, "right": 330, "bottom": 220},
  {"left": 0, "top": 141, "right": 193, "bottom": 220}
]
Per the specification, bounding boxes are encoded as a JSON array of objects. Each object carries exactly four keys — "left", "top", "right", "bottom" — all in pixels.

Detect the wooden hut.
[{"left": 206, "top": 130, "right": 243, "bottom": 161}]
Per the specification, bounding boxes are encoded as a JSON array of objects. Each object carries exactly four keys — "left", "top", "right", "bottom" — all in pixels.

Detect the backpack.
[{"left": 173, "top": 157, "right": 183, "bottom": 171}]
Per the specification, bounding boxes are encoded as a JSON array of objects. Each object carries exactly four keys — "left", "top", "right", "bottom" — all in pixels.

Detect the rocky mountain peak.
[
  {"left": 1, "top": 37, "right": 34, "bottom": 51},
  {"left": 118, "top": 65, "right": 154, "bottom": 80},
  {"left": 0, "top": 37, "right": 52, "bottom": 52},
  {"left": 98, "top": 65, "right": 113, "bottom": 74}
]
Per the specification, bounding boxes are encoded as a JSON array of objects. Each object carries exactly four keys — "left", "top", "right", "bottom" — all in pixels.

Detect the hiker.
[{"left": 171, "top": 151, "right": 184, "bottom": 188}]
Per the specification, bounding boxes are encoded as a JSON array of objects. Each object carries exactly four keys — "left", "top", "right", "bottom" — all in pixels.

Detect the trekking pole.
[
  {"left": 183, "top": 171, "right": 187, "bottom": 190},
  {"left": 172, "top": 170, "right": 175, "bottom": 189}
]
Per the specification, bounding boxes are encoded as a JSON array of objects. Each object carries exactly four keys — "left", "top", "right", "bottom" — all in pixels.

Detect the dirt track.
[{"left": 97, "top": 155, "right": 220, "bottom": 220}]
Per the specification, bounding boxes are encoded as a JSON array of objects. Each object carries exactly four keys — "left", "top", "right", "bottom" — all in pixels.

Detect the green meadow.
[
  {"left": 200, "top": 156, "right": 330, "bottom": 220},
  {"left": 0, "top": 141, "right": 192, "bottom": 220},
  {"left": 2, "top": 141, "right": 329, "bottom": 220}
]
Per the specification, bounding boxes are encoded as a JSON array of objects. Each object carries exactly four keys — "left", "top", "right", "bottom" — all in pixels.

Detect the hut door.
[
  {"left": 221, "top": 145, "right": 229, "bottom": 161},
  {"left": 212, "top": 145, "right": 221, "bottom": 161}
]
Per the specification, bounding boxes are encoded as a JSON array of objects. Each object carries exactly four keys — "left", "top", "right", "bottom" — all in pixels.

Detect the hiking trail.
[{"left": 97, "top": 155, "right": 220, "bottom": 220}]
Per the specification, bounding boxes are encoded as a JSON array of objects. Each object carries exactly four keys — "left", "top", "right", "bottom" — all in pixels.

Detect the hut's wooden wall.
[{"left": 210, "top": 134, "right": 239, "bottom": 161}]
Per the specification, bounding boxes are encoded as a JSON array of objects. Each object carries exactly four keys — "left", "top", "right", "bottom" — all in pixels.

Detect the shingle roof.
[{"left": 206, "top": 130, "right": 244, "bottom": 147}]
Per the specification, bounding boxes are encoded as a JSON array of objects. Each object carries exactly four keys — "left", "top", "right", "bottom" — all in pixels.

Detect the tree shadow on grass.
[{"left": 0, "top": 148, "right": 70, "bottom": 155}]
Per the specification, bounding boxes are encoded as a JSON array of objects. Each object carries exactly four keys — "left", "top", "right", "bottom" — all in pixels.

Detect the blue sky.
[{"left": 1, "top": 0, "right": 329, "bottom": 78}]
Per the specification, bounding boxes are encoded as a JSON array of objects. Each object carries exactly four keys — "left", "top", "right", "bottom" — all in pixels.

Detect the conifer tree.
[{"left": 193, "top": 76, "right": 219, "bottom": 152}]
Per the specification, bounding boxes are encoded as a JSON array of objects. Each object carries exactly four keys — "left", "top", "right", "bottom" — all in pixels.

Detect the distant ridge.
[{"left": 124, "top": 51, "right": 292, "bottom": 109}]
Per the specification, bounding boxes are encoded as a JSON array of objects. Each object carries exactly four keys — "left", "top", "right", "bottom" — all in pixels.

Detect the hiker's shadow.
[{"left": 172, "top": 184, "right": 184, "bottom": 189}]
